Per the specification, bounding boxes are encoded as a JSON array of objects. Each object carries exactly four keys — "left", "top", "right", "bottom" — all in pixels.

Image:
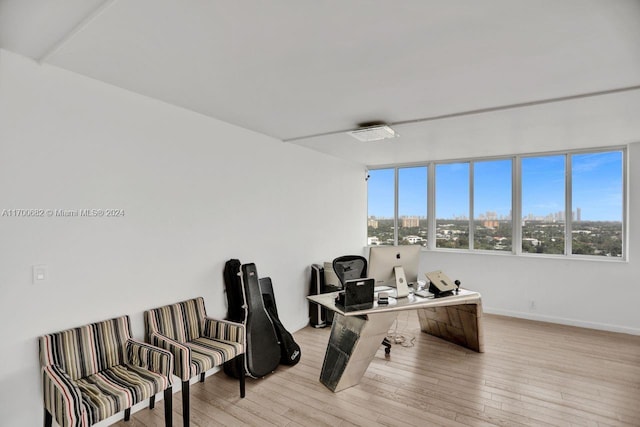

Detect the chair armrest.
[
  {"left": 203, "top": 317, "right": 245, "bottom": 346},
  {"left": 41, "top": 364, "right": 85, "bottom": 427},
  {"left": 148, "top": 331, "right": 192, "bottom": 381},
  {"left": 126, "top": 339, "right": 174, "bottom": 385}
]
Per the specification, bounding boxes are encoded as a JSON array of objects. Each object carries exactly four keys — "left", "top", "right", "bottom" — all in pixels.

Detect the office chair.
[{"left": 332, "top": 255, "right": 392, "bottom": 356}]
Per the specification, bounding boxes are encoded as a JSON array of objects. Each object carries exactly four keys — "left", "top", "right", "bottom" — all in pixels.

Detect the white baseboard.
[
  {"left": 484, "top": 307, "right": 640, "bottom": 336},
  {"left": 294, "top": 319, "right": 313, "bottom": 332}
]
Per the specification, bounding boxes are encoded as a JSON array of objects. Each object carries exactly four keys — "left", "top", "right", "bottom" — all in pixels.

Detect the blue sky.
[{"left": 368, "top": 151, "right": 623, "bottom": 221}]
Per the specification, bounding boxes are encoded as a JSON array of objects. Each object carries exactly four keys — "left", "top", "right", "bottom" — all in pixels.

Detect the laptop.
[{"left": 335, "top": 277, "right": 375, "bottom": 312}]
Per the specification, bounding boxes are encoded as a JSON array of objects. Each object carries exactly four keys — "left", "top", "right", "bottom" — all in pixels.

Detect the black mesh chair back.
[{"left": 332, "top": 255, "right": 368, "bottom": 286}]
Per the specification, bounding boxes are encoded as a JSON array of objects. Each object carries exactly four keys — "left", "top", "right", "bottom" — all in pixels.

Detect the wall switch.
[{"left": 33, "top": 265, "right": 48, "bottom": 284}]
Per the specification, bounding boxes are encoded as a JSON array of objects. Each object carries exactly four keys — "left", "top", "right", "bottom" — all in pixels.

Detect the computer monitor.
[{"left": 367, "top": 245, "right": 420, "bottom": 298}]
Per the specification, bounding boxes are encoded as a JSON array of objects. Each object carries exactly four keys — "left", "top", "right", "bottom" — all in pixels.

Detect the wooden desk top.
[{"left": 307, "top": 288, "right": 481, "bottom": 316}]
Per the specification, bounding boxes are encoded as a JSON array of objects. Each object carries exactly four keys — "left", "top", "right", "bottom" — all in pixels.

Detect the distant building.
[
  {"left": 401, "top": 216, "right": 419, "bottom": 227},
  {"left": 485, "top": 211, "right": 497, "bottom": 220},
  {"left": 572, "top": 230, "right": 591, "bottom": 234},
  {"left": 368, "top": 236, "right": 380, "bottom": 245},
  {"left": 403, "top": 235, "right": 422, "bottom": 244},
  {"left": 367, "top": 218, "right": 378, "bottom": 229},
  {"left": 483, "top": 220, "right": 499, "bottom": 228}
]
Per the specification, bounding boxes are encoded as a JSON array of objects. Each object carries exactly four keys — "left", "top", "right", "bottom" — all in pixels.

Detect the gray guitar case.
[{"left": 240, "top": 263, "right": 281, "bottom": 378}]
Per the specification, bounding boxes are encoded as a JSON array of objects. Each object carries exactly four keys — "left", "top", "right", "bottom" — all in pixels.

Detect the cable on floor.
[{"left": 386, "top": 310, "right": 416, "bottom": 348}]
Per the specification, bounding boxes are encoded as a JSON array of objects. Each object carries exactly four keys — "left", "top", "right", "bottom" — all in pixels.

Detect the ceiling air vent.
[{"left": 347, "top": 125, "right": 398, "bottom": 142}]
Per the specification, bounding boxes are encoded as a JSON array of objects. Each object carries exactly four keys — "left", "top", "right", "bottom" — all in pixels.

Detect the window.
[
  {"left": 367, "top": 168, "right": 394, "bottom": 246},
  {"left": 521, "top": 155, "right": 566, "bottom": 254},
  {"left": 436, "top": 163, "right": 469, "bottom": 249},
  {"left": 398, "top": 166, "right": 428, "bottom": 246},
  {"left": 571, "top": 151, "right": 623, "bottom": 257},
  {"left": 474, "top": 159, "right": 512, "bottom": 251},
  {"left": 367, "top": 147, "right": 625, "bottom": 260}
]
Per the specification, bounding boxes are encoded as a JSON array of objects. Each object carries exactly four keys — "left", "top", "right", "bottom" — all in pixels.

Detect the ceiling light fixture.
[{"left": 347, "top": 124, "right": 398, "bottom": 142}]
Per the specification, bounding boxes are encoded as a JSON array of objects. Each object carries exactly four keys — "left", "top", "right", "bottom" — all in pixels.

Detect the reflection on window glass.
[
  {"left": 571, "top": 151, "right": 623, "bottom": 257},
  {"left": 474, "top": 159, "right": 512, "bottom": 251},
  {"left": 436, "top": 163, "right": 469, "bottom": 249},
  {"left": 367, "top": 168, "right": 394, "bottom": 245},
  {"left": 521, "top": 155, "right": 565, "bottom": 254},
  {"left": 399, "top": 166, "right": 428, "bottom": 246}
]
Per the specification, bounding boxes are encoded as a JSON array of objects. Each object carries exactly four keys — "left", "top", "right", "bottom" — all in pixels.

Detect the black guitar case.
[
  {"left": 240, "top": 263, "right": 281, "bottom": 378},
  {"left": 223, "top": 259, "right": 244, "bottom": 322},
  {"left": 260, "top": 277, "right": 301, "bottom": 366}
]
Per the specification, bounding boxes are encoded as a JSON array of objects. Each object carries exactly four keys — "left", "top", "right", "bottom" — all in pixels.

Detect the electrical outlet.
[
  {"left": 529, "top": 300, "right": 536, "bottom": 310},
  {"left": 32, "top": 265, "right": 48, "bottom": 284}
]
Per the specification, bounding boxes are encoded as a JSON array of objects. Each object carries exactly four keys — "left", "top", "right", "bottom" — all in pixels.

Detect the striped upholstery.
[
  {"left": 187, "top": 337, "right": 244, "bottom": 377},
  {"left": 146, "top": 298, "right": 205, "bottom": 343},
  {"left": 145, "top": 297, "right": 245, "bottom": 381},
  {"left": 39, "top": 316, "right": 129, "bottom": 381},
  {"left": 39, "top": 316, "right": 173, "bottom": 427}
]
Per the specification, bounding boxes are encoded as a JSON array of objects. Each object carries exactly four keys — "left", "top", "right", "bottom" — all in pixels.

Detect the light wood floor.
[{"left": 117, "top": 312, "right": 640, "bottom": 426}]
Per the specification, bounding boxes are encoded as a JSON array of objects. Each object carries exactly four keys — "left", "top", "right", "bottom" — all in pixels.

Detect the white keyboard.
[{"left": 413, "top": 289, "right": 433, "bottom": 298}]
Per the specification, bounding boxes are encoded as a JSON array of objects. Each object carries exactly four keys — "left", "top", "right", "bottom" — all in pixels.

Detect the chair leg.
[
  {"left": 150, "top": 394, "right": 156, "bottom": 409},
  {"left": 164, "top": 387, "right": 173, "bottom": 427},
  {"left": 181, "top": 380, "right": 190, "bottom": 427},
  {"left": 124, "top": 407, "right": 131, "bottom": 421},
  {"left": 238, "top": 353, "right": 245, "bottom": 398},
  {"left": 383, "top": 338, "right": 392, "bottom": 356},
  {"left": 200, "top": 372, "right": 205, "bottom": 382},
  {"left": 44, "top": 409, "right": 52, "bottom": 427}
]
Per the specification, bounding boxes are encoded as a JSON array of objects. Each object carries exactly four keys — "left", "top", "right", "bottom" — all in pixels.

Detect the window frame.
[{"left": 366, "top": 146, "right": 627, "bottom": 261}]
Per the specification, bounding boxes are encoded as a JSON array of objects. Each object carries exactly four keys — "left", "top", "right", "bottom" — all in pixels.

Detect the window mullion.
[
  {"left": 469, "top": 162, "right": 474, "bottom": 250},
  {"left": 623, "top": 148, "right": 628, "bottom": 259},
  {"left": 513, "top": 156, "right": 522, "bottom": 255},
  {"left": 394, "top": 167, "right": 399, "bottom": 246},
  {"left": 427, "top": 163, "right": 436, "bottom": 250},
  {"left": 565, "top": 154, "right": 572, "bottom": 256}
]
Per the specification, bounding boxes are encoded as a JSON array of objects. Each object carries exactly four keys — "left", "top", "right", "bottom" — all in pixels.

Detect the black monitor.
[{"left": 367, "top": 245, "right": 420, "bottom": 298}]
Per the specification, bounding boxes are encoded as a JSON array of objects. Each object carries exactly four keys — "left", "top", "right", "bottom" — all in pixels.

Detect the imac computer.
[{"left": 368, "top": 245, "right": 420, "bottom": 298}]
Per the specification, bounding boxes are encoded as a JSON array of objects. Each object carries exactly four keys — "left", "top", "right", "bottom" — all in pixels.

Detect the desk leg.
[
  {"left": 320, "top": 311, "right": 397, "bottom": 392},
  {"left": 417, "top": 301, "right": 484, "bottom": 353}
]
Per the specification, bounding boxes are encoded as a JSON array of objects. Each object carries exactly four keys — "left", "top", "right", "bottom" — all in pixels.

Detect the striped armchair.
[
  {"left": 39, "top": 315, "right": 174, "bottom": 427},
  {"left": 144, "top": 297, "right": 245, "bottom": 427}
]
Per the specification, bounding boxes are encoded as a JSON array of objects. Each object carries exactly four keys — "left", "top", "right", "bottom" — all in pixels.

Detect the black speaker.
[{"left": 309, "top": 264, "right": 327, "bottom": 327}]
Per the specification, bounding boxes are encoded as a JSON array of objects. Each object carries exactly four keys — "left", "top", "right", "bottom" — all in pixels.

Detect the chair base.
[
  {"left": 148, "top": 390, "right": 174, "bottom": 427},
  {"left": 382, "top": 337, "right": 392, "bottom": 357},
  {"left": 182, "top": 380, "right": 190, "bottom": 427},
  {"left": 44, "top": 409, "right": 52, "bottom": 427},
  {"left": 164, "top": 387, "right": 173, "bottom": 427},
  {"left": 181, "top": 354, "right": 246, "bottom": 426},
  {"left": 45, "top": 390, "right": 173, "bottom": 427},
  {"left": 238, "top": 353, "right": 246, "bottom": 398}
]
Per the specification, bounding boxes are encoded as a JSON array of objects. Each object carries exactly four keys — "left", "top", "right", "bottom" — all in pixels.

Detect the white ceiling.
[{"left": 2, "top": 0, "right": 640, "bottom": 166}]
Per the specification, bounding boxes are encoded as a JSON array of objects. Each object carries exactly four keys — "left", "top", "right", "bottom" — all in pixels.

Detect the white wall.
[
  {"left": 420, "top": 142, "right": 640, "bottom": 335},
  {"left": 0, "top": 50, "right": 367, "bottom": 425}
]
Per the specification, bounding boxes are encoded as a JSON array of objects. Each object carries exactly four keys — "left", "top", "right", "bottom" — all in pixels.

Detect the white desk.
[{"left": 307, "top": 289, "right": 484, "bottom": 392}]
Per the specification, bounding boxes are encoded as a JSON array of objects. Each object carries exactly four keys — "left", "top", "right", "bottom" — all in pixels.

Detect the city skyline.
[
  {"left": 367, "top": 208, "right": 597, "bottom": 222},
  {"left": 368, "top": 151, "right": 623, "bottom": 221}
]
